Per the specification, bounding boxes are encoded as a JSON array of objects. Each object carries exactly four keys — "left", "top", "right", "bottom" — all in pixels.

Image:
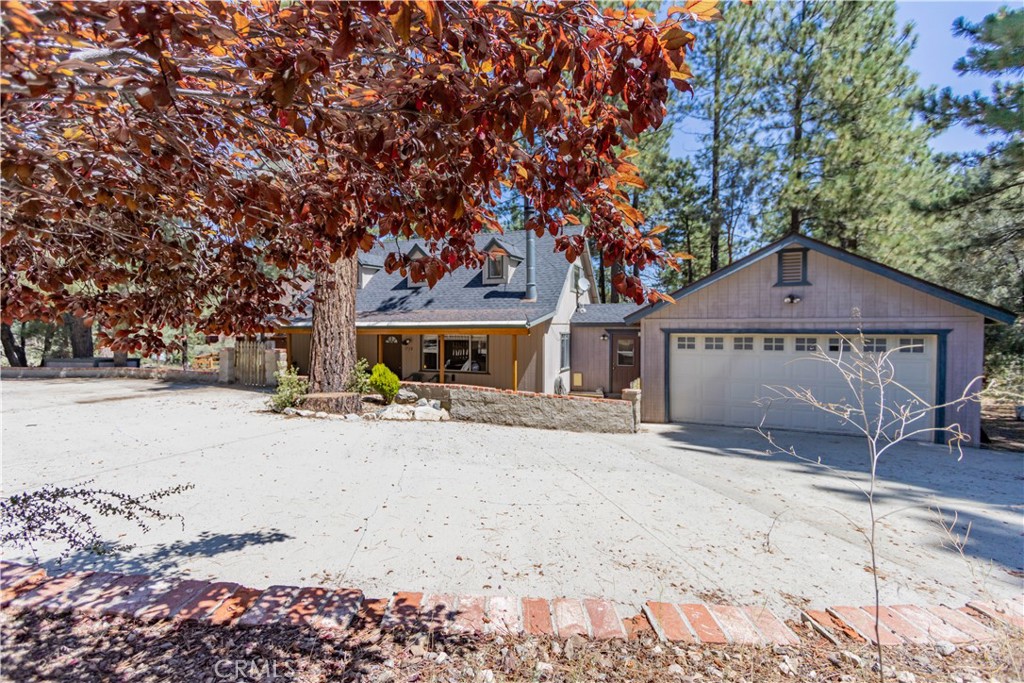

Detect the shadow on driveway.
[
  {"left": 648, "top": 423, "right": 1024, "bottom": 574},
  {"left": 38, "top": 530, "right": 293, "bottom": 579}
]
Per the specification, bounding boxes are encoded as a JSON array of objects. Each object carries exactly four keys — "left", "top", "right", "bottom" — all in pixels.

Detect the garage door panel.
[{"left": 669, "top": 333, "right": 936, "bottom": 438}]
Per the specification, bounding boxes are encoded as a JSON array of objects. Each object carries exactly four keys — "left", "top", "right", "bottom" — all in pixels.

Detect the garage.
[{"left": 667, "top": 332, "right": 938, "bottom": 436}]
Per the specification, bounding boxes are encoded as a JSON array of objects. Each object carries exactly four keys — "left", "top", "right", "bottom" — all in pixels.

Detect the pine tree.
[
  {"left": 669, "top": 0, "right": 758, "bottom": 275},
  {"left": 741, "top": 1, "right": 934, "bottom": 251}
]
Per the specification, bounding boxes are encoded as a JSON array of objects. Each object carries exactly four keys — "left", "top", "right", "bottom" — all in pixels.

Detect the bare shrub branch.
[{"left": 1, "top": 480, "right": 193, "bottom": 563}]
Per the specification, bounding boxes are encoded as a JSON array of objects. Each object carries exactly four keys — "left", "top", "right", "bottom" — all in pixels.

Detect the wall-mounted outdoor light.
[
  {"left": 402, "top": 338, "right": 412, "bottom": 346},
  {"left": 600, "top": 333, "right": 609, "bottom": 342},
  {"left": 783, "top": 294, "right": 802, "bottom": 304}
]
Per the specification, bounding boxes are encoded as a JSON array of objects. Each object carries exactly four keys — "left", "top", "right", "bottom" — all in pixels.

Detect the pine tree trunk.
[
  {"left": 788, "top": 1, "right": 807, "bottom": 237},
  {"left": 1, "top": 323, "right": 27, "bottom": 366},
  {"left": 309, "top": 254, "right": 359, "bottom": 393},
  {"left": 598, "top": 263, "right": 606, "bottom": 303},
  {"left": 63, "top": 314, "right": 94, "bottom": 358},
  {"left": 709, "top": 29, "right": 723, "bottom": 273}
]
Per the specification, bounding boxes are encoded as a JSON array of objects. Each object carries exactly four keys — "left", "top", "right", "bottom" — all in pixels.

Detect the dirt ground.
[
  {"left": 2, "top": 608, "right": 1021, "bottom": 683},
  {"left": 981, "top": 399, "right": 1024, "bottom": 452}
]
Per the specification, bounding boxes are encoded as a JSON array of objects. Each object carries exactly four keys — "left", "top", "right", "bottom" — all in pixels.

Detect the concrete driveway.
[{"left": 2, "top": 379, "right": 1021, "bottom": 616}]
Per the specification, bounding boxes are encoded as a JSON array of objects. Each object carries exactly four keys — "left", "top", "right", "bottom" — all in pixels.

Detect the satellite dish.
[{"left": 577, "top": 277, "right": 591, "bottom": 293}]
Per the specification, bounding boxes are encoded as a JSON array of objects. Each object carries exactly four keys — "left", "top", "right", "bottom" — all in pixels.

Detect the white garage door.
[{"left": 668, "top": 333, "right": 937, "bottom": 436}]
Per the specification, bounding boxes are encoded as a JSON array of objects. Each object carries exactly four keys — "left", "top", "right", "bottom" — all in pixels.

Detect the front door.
[
  {"left": 609, "top": 331, "right": 640, "bottom": 395},
  {"left": 382, "top": 335, "right": 403, "bottom": 378}
]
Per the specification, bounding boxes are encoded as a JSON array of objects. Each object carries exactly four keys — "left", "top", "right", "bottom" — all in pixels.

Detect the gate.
[{"left": 235, "top": 339, "right": 269, "bottom": 386}]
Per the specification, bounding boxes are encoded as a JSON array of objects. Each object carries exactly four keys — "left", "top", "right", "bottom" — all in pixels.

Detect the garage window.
[
  {"left": 704, "top": 336, "right": 724, "bottom": 350},
  {"left": 863, "top": 337, "right": 887, "bottom": 353},
  {"left": 733, "top": 336, "right": 754, "bottom": 351},
  {"left": 763, "top": 337, "right": 785, "bottom": 351},
  {"left": 829, "top": 337, "right": 851, "bottom": 352},
  {"left": 899, "top": 338, "right": 925, "bottom": 353},
  {"left": 795, "top": 337, "right": 818, "bottom": 352},
  {"left": 676, "top": 336, "right": 696, "bottom": 350}
]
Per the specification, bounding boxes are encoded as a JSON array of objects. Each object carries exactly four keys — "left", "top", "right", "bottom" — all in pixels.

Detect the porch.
[{"left": 280, "top": 326, "right": 542, "bottom": 392}]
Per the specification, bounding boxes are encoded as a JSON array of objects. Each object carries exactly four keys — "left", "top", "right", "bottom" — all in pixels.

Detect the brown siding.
[
  {"left": 570, "top": 327, "right": 610, "bottom": 393},
  {"left": 641, "top": 250, "right": 987, "bottom": 444}
]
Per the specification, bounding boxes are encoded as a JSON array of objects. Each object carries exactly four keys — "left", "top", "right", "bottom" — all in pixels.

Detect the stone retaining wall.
[
  {"left": 402, "top": 382, "right": 640, "bottom": 433},
  {"left": 0, "top": 366, "right": 222, "bottom": 384}
]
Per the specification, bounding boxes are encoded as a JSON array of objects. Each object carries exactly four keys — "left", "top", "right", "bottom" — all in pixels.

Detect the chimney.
[{"left": 524, "top": 208, "right": 537, "bottom": 302}]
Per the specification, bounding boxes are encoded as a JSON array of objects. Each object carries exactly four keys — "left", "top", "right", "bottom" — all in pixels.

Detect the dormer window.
[
  {"left": 480, "top": 237, "right": 522, "bottom": 284},
  {"left": 407, "top": 244, "right": 428, "bottom": 287},
  {"left": 485, "top": 255, "right": 505, "bottom": 283},
  {"left": 776, "top": 248, "right": 810, "bottom": 286}
]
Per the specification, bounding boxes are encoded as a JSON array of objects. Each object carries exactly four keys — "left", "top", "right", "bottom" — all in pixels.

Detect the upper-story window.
[
  {"left": 407, "top": 245, "right": 428, "bottom": 287},
  {"left": 776, "top": 248, "right": 810, "bottom": 286},
  {"left": 485, "top": 256, "right": 505, "bottom": 282}
]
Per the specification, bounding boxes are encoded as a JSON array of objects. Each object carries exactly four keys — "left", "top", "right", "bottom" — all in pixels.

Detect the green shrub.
[
  {"left": 369, "top": 363, "right": 400, "bottom": 404},
  {"left": 345, "top": 357, "right": 372, "bottom": 394},
  {"left": 269, "top": 366, "right": 309, "bottom": 413}
]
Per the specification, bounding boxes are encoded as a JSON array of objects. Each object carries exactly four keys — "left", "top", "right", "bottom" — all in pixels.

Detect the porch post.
[
  {"left": 377, "top": 334, "right": 383, "bottom": 365},
  {"left": 512, "top": 334, "right": 518, "bottom": 392},
  {"left": 285, "top": 334, "right": 293, "bottom": 370},
  {"left": 439, "top": 334, "right": 445, "bottom": 384}
]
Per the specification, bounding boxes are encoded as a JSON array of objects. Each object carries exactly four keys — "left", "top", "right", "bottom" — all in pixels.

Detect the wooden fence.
[{"left": 235, "top": 339, "right": 269, "bottom": 386}]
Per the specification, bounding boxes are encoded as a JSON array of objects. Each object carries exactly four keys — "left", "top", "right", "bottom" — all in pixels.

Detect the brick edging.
[{"left": 1, "top": 562, "right": 1019, "bottom": 646}]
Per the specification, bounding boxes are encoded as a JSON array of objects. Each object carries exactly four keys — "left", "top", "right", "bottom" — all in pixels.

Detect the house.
[
  {"left": 278, "top": 229, "right": 596, "bottom": 394},
  {"left": 280, "top": 231, "right": 1014, "bottom": 446},
  {"left": 586, "top": 233, "right": 1012, "bottom": 445}
]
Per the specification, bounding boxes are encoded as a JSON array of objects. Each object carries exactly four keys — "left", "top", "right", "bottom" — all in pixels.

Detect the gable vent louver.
[{"left": 780, "top": 250, "right": 804, "bottom": 284}]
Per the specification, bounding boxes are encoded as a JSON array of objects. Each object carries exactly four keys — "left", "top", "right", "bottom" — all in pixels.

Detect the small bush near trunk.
[
  {"left": 369, "top": 363, "right": 400, "bottom": 404},
  {"left": 345, "top": 357, "right": 372, "bottom": 394},
  {"left": 269, "top": 366, "right": 309, "bottom": 413}
]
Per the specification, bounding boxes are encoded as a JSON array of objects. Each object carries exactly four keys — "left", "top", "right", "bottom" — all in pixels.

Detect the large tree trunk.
[
  {"left": 308, "top": 254, "right": 359, "bottom": 393},
  {"left": 609, "top": 262, "right": 623, "bottom": 303},
  {"left": 2, "top": 323, "right": 27, "bottom": 366},
  {"left": 63, "top": 314, "right": 94, "bottom": 358},
  {"left": 40, "top": 324, "right": 55, "bottom": 365}
]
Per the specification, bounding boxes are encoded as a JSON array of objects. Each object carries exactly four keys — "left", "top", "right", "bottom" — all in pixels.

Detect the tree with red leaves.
[{"left": 1, "top": 0, "right": 722, "bottom": 389}]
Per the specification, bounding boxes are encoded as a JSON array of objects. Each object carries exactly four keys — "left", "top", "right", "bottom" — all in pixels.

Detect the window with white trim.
[
  {"left": 829, "top": 337, "right": 851, "bottom": 352},
  {"left": 704, "top": 336, "right": 724, "bottom": 350},
  {"left": 763, "top": 337, "right": 785, "bottom": 351},
  {"left": 676, "top": 336, "right": 696, "bottom": 350},
  {"left": 733, "top": 336, "right": 754, "bottom": 351},
  {"left": 484, "top": 256, "right": 505, "bottom": 283},
  {"left": 560, "top": 333, "right": 570, "bottom": 370},
  {"left": 899, "top": 338, "right": 925, "bottom": 353},
  {"left": 863, "top": 337, "right": 887, "bottom": 353},
  {"left": 795, "top": 337, "right": 818, "bottom": 352}
]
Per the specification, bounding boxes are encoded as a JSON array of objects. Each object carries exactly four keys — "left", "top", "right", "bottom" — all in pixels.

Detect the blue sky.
[
  {"left": 669, "top": 1, "right": 1004, "bottom": 158},
  {"left": 897, "top": 0, "right": 1003, "bottom": 153}
]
